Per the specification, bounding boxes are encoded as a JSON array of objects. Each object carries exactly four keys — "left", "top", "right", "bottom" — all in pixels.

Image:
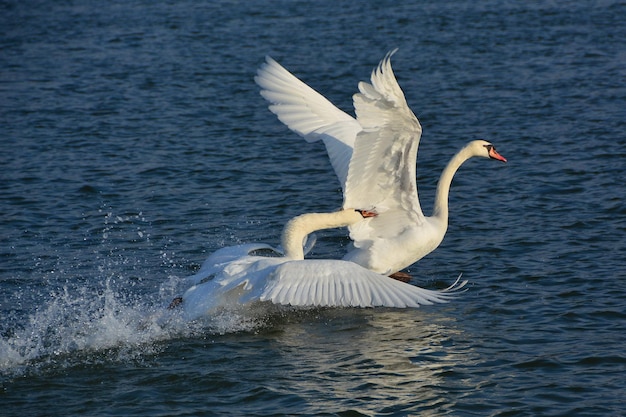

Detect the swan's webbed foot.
[
  {"left": 167, "top": 296, "right": 183, "bottom": 309},
  {"left": 389, "top": 271, "right": 412, "bottom": 283}
]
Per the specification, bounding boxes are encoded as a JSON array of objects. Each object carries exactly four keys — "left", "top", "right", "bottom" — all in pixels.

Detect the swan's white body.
[
  {"left": 256, "top": 51, "right": 506, "bottom": 275},
  {"left": 179, "top": 210, "right": 465, "bottom": 320}
]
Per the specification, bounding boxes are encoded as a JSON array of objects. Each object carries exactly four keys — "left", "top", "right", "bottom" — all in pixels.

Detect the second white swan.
[
  {"left": 255, "top": 50, "right": 507, "bottom": 276},
  {"left": 177, "top": 209, "right": 465, "bottom": 320}
]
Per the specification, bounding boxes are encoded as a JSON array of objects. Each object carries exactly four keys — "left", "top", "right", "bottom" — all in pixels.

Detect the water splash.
[
  {"left": 0, "top": 273, "right": 278, "bottom": 380},
  {"left": 1, "top": 278, "right": 158, "bottom": 375},
  {"left": 0, "top": 210, "right": 273, "bottom": 380}
]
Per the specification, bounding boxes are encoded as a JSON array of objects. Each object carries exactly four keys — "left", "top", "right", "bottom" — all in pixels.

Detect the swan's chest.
[
  {"left": 376, "top": 222, "right": 445, "bottom": 274},
  {"left": 401, "top": 222, "right": 444, "bottom": 256},
  {"left": 345, "top": 219, "right": 446, "bottom": 274}
]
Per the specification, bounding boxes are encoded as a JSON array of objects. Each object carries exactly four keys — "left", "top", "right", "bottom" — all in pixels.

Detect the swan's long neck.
[
  {"left": 281, "top": 210, "right": 363, "bottom": 260},
  {"left": 432, "top": 144, "right": 476, "bottom": 223}
]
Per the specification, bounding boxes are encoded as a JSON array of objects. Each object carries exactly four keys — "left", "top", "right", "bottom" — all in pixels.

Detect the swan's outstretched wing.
[
  {"left": 254, "top": 260, "right": 465, "bottom": 308},
  {"left": 181, "top": 251, "right": 466, "bottom": 319},
  {"left": 255, "top": 57, "right": 361, "bottom": 190},
  {"left": 340, "top": 52, "right": 426, "bottom": 274},
  {"left": 344, "top": 50, "right": 424, "bottom": 223}
]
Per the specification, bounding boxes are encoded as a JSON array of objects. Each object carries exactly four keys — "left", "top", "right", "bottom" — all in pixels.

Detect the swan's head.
[{"left": 471, "top": 140, "right": 507, "bottom": 162}]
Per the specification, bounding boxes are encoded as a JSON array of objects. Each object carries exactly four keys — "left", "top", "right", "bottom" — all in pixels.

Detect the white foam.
[{"left": 0, "top": 273, "right": 281, "bottom": 379}]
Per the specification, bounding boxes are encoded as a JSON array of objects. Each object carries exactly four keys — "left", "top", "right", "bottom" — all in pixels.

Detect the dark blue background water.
[{"left": 2, "top": 1, "right": 625, "bottom": 415}]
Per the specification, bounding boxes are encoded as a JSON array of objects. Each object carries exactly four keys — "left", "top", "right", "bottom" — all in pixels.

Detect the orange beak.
[
  {"left": 489, "top": 147, "right": 507, "bottom": 163},
  {"left": 357, "top": 209, "right": 378, "bottom": 218}
]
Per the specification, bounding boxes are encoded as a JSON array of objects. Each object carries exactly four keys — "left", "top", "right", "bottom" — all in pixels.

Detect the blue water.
[{"left": 2, "top": 0, "right": 625, "bottom": 415}]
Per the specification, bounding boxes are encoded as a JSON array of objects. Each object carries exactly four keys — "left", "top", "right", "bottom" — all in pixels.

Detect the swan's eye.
[{"left": 483, "top": 144, "right": 493, "bottom": 152}]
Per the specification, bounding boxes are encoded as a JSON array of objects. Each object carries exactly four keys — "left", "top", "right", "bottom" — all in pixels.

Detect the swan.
[
  {"left": 255, "top": 50, "right": 507, "bottom": 276},
  {"left": 174, "top": 209, "right": 466, "bottom": 320}
]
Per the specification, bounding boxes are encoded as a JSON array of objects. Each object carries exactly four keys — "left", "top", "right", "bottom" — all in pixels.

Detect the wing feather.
[
  {"left": 261, "top": 260, "right": 464, "bottom": 308},
  {"left": 344, "top": 50, "right": 424, "bottom": 223},
  {"left": 256, "top": 56, "right": 361, "bottom": 190}
]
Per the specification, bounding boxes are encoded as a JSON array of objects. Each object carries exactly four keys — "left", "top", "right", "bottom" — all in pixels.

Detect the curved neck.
[
  {"left": 281, "top": 210, "right": 363, "bottom": 260},
  {"left": 432, "top": 145, "right": 475, "bottom": 222}
]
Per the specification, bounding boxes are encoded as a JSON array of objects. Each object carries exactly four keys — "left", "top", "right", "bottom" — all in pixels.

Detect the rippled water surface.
[{"left": 2, "top": 0, "right": 625, "bottom": 415}]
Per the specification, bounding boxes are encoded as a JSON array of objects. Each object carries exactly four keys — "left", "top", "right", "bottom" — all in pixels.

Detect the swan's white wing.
[
  {"left": 256, "top": 260, "right": 464, "bottom": 308},
  {"left": 344, "top": 50, "right": 424, "bottom": 223},
  {"left": 255, "top": 56, "right": 362, "bottom": 190},
  {"left": 181, "top": 253, "right": 465, "bottom": 319}
]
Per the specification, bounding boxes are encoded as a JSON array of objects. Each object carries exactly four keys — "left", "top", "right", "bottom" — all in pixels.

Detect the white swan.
[
  {"left": 255, "top": 50, "right": 507, "bottom": 276},
  {"left": 176, "top": 209, "right": 465, "bottom": 320}
]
